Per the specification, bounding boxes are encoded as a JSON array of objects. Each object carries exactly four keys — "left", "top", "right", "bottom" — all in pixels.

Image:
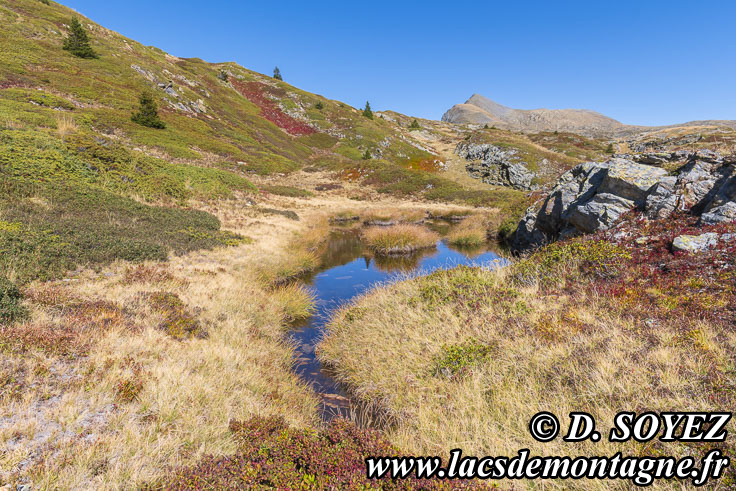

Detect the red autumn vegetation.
[{"left": 231, "top": 80, "right": 316, "bottom": 136}]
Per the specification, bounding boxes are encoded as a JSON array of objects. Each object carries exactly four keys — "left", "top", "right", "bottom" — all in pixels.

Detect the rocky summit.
[
  {"left": 511, "top": 150, "right": 736, "bottom": 252},
  {"left": 443, "top": 94, "right": 736, "bottom": 138}
]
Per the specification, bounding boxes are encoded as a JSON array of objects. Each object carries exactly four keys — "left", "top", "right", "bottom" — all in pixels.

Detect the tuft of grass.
[
  {"left": 271, "top": 283, "right": 316, "bottom": 322},
  {"left": 362, "top": 225, "right": 439, "bottom": 255},
  {"left": 446, "top": 215, "right": 489, "bottom": 247},
  {"left": 55, "top": 113, "right": 77, "bottom": 140}
]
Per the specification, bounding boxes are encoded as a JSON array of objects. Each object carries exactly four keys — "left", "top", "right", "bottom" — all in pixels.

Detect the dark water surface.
[{"left": 290, "top": 227, "right": 508, "bottom": 420}]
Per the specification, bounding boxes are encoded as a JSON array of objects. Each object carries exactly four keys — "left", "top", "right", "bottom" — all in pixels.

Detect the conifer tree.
[
  {"left": 362, "top": 101, "right": 373, "bottom": 120},
  {"left": 362, "top": 149, "right": 372, "bottom": 160},
  {"left": 409, "top": 119, "right": 421, "bottom": 130},
  {"left": 606, "top": 143, "right": 615, "bottom": 154},
  {"left": 273, "top": 66, "right": 282, "bottom": 80},
  {"left": 63, "top": 17, "right": 98, "bottom": 59},
  {"left": 131, "top": 91, "right": 166, "bottom": 129}
]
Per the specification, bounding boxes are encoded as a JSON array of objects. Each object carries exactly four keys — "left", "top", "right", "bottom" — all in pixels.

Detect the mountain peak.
[{"left": 442, "top": 93, "right": 622, "bottom": 136}]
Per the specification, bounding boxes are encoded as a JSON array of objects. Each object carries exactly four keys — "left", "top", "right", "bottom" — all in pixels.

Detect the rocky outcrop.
[
  {"left": 511, "top": 151, "right": 736, "bottom": 252},
  {"left": 456, "top": 142, "right": 536, "bottom": 190}
]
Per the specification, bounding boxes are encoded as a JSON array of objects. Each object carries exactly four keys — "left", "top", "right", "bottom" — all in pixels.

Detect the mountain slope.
[
  {"left": 0, "top": 0, "right": 531, "bottom": 284},
  {"left": 442, "top": 94, "right": 623, "bottom": 135}
]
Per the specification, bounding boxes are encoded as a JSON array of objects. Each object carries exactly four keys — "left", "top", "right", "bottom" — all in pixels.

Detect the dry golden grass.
[
  {"left": 318, "top": 265, "right": 734, "bottom": 490},
  {"left": 254, "top": 216, "right": 329, "bottom": 285},
  {"left": 361, "top": 207, "right": 427, "bottom": 225},
  {"left": 0, "top": 209, "right": 336, "bottom": 487},
  {"left": 362, "top": 224, "right": 439, "bottom": 255},
  {"left": 55, "top": 113, "right": 77, "bottom": 139},
  {"left": 446, "top": 214, "right": 491, "bottom": 247},
  {"left": 0, "top": 192, "right": 497, "bottom": 487}
]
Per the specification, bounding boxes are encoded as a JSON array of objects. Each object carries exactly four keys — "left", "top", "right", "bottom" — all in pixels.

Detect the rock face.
[
  {"left": 455, "top": 142, "right": 537, "bottom": 190},
  {"left": 511, "top": 151, "right": 736, "bottom": 252}
]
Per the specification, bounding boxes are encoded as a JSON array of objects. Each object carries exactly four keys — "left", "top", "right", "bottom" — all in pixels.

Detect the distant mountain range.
[{"left": 442, "top": 94, "right": 736, "bottom": 137}]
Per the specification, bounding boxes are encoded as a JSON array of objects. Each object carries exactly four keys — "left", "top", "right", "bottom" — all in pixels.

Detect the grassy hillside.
[{"left": 0, "top": 0, "right": 528, "bottom": 284}]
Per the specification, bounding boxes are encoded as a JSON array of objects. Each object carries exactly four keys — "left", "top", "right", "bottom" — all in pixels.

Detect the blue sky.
[{"left": 64, "top": 1, "right": 735, "bottom": 126}]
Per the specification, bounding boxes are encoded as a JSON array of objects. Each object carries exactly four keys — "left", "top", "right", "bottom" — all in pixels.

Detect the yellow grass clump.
[
  {"left": 362, "top": 224, "right": 439, "bottom": 255},
  {"left": 55, "top": 113, "right": 78, "bottom": 139},
  {"left": 446, "top": 215, "right": 489, "bottom": 247}
]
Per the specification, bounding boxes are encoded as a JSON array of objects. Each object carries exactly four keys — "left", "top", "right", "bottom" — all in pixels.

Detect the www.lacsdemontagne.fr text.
[{"left": 365, "top": 448, "right": 729, "bottom": 486}]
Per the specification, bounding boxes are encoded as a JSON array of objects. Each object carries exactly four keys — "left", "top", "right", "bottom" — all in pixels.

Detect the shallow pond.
[{"left": 290, "top": 226, "right": 508, "bottom": 420}]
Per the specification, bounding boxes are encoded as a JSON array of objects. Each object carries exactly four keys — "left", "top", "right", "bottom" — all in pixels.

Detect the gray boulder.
[
  {"left": 672, "top": 233, "right": 719, "bottom": 253},
  {"left": 566, "top": 193, "right": 635, "bottom": 233}
]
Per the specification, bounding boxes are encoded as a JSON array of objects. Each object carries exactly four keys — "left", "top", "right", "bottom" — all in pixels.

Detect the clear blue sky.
[{"left": 64, "top": 0, "right": 735, "bottom": 126}]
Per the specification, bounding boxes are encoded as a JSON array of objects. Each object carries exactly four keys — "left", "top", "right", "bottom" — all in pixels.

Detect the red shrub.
[
  {"left": 231, "top": 80, "right": 316, "bottom": 136},
  {"left": 162, "top": 416, "right": 480, "bottom": 490}
]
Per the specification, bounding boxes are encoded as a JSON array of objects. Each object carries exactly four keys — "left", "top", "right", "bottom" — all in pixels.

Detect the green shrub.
[
  {"left": 409, "top": 119, "right": 421, "bottom": 130},
  {"left": 259, "top": 184, "right": 313, "bottom": 198},
  {"left": 63, "top": 17, "right": 98, "bottom": 59},
  {"left": 433, "top": 339, "right": 492, "bottom": 377},
  {"left": 0, "top": 182, "right": 244, "bottom": 284},
  {"left": 0, "top": 277, "right": 27, "bottom": 324},
  {"left": 131, "top": 91, "right": 166, "bottom": 129},
  {"left": 362, "top": 149, "right": 372, "bottom": 160},
  {"left": 148, "top": 291, "right": 207, "bottom": 340},
  {"left": 314, "top": 101, "right": 324, "bottom": 110}
]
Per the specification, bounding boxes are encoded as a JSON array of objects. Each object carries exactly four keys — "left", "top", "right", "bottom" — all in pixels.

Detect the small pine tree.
[
  {"left": 273, "top": 66, "right": 282, "bottom": 81},
  {"left": 315, "top": 101, "right": 324, "bottom": 110},
  {"left": 483, "top": 124, "right": 489, "bottom": 129},
  {"left": 218, "top": 70, "right": 229, "bottom": 82},
  {"left": 409, "top": 119, "right": 421, "bottom": 130},
  {"left": 131, "top": 91, "right": 166, "bottom": 129},
  {"left": 606, "top": 143, "right": 615, "bottom": 154},
  {"left": 362, "top": 149, "right": 372, "bottom": 160},
  {"left": 63, "top": 17, "right": 98, "bottom": 59},
  {"left": 362, "top": 101, "right": 373, "bottom": 120}
]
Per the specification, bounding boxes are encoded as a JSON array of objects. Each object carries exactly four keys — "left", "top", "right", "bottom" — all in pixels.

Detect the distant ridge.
[{"left": 441, "top": 94, "right": 623, "bottom": 136}]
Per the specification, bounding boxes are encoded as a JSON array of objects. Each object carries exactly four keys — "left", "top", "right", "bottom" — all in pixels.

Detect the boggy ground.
[
  {"left": 318, "top": 212, "right": 736, "bottom": 490},
  {"left": 0, "top": 188, "right": 492, "bottom": 488}
]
